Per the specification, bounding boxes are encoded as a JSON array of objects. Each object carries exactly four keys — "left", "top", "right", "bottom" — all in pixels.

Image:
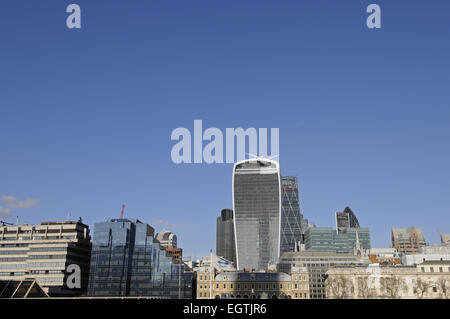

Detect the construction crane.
[
  {"left": 120, "top": 204, "right": 126, "bottom": 219},
  {"left": 0, "top": 220, "right": 14, "bottom": 226}
]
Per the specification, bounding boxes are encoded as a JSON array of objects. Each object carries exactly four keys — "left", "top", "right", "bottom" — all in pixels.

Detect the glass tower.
[
  {"left": 280, "top": 176, "right": 304, "bottom": 254},
  {"left": 87, "top": 218, "right": 192, "bottom": 298},
  {"left": 216, "top": 209, "right": 236, "bottom": 265},
  {"left": 335, "top": 206, "right": 360, "bottom": 233},
  {"left": 232, "top": 158, "right": 281, "bottom": 271}
]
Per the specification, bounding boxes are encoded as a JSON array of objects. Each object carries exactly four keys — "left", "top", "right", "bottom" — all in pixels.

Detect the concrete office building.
[
  {"left": 196, "top": 267, "right": 309, "bottom": 299},
  {"left": 233, "top": 158, "right": 281, "bottom": 271},
  {"left": 392, "top": 226, "right": 427, "bottom": 254},
  {"left": 277, "top": 251, "right": 370, "bottom": 299},
  {"left": 325, "top": 262, "right": 450, "bottom": 299},
  {"left": 216, "top": 209, "right": 236, "bottom": 265},
  {"left": 401, "top": 245, "right": 450, "bottom": 266},
  {"left": 304, "top": 227, "right": 371, "bottom": 254},
  {"left": 87, "top": 218, "right": 192, "bottom": 298},
  {"left": 280, "top": 176, "right": 306, "bottom": 254},
  {"left": 0, "top": 220, "right": 91, "bottom": 296}
]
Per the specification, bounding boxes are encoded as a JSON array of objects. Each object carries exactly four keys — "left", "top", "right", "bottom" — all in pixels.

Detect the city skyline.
[{"left": 1, "top": 0, "right": 450, "bottom": 259}]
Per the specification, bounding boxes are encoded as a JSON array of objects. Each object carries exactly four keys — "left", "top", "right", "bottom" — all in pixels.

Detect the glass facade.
[
  {"left": 233, "top": 159, "right": 281, "bottom": 271},
  {"left": 216, "top": 209, "right": 236, "bottom": 264},
  {"left": 335, "top": 206, "right": 360, "bottom": 233},
  {"left": 87, "top": 219, "right": 192, "bottom": 298},
  {"left": 280, "top": 177, "right": 304, "bottom": 254},
  {"left": 304, "top": 227, "right": 371, "bottom": 253}
]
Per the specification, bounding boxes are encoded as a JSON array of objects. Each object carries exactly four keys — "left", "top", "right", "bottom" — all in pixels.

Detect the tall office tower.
[
  {"left": 280, "top": 176, "right": 304, "bottom": 254},
  {"left": 392, "top": 226, "right": 427, "bottom": 254},
  {"left": 0, "top": 220, "right": 91, "bottom": 297},
  {"left": 233, "top": 158, "right": 282, "bottom": 271},
  {"left": 335, "top": 206, "right": 360, "bottom": 233},
  {"left": 216, "top": 209, "right": 236, "bottom": 264},
  {"left": 88, "top": 218, "right": 192, "bottom": 298}
]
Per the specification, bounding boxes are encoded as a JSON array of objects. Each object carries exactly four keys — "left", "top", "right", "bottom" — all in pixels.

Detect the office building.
[
  {"left": 196, "top": 267, "right": 309, "bottom": 299},
  {"left": 304, "top": 227, "right": 371, "bottom": 254},
  {"left": 87, "top": 218, "right": 192, "bottom": 298},
  {"left": 233, "top": 158, "right": 281, "bottom": 271},
  {"left": 325, "top": 262, "right": 450, "bottom": 299},
  {"left": 277, "top": 251, "right": 370, "bottom": 299},
  {"left": 0, "top": 220, "right": 91, "bottom": 296},
  {"left": 280, "top": 176, "right": 305, "bottom": 254},
  {"left": 401, "top": 245, "right": 450, "bottom": 266},
  {"left": 335, "top": 206, "right": 360, "bottom": 233},
  {"left": 155, "top": 230, "right": 177, "bottom": 249},
  {"left": 392, "top": 227, "right": 427, "bottom": 254},
  {"left": 216, "top": 209, "right": 236, "bottom": 265}
]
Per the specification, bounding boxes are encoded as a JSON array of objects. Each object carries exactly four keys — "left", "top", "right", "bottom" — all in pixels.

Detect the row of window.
[
  {"left": 421, "top": 266, "right": 450, "bottom": 273},
  {"left": 200, "top": 282, "right": 308, "bottom": 291},
  {"left": 198, "top": 292, "right": 308, "bottom": 299}
]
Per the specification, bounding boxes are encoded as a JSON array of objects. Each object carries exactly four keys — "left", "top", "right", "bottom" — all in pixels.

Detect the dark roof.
[
  {"left": 0, "top": 280, "right": 49, "bottom": 298},
  {"left": 420, "top": 260, "right": 450, "bottom": 265}
]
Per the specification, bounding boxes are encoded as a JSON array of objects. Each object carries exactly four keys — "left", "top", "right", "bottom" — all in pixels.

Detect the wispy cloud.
[
  {"left": 0, "top": 206, "right": 13, "bottom": 218},
  {"left": 151, "top": 219, "right": 185, "bottom": 230},
  {"left": 1, "top": 195, "right": 40, "bottom": 208}
]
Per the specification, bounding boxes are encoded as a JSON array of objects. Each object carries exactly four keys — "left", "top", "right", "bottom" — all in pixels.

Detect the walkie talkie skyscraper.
[{"left": 232, "top": 158, "right": 281, "bottom": 271}]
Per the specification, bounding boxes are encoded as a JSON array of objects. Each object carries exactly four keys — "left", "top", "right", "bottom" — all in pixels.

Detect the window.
[
  {"left": 430, "top": 267, "right": 434, "bottom": 273},
  {"left": 439, "top": 267, "right": 443, "bottom": 273},
  {"left": 223, "top": 284, "right": 226, "bottom": 289}
]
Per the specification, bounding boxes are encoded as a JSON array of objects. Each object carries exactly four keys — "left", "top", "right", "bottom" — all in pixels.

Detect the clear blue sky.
[{"left": 1, "top": 1, "right": 449, "bottom": 259}]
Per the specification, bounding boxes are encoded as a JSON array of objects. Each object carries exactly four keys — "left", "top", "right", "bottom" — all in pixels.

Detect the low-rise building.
[
  {"left": 368, "top": 248, "right": 401, "bottom": 265},
  {"left": 325, "top": 261, "right": 450, "bottom": 299},
  {"left": 401, "top": 245, "right": 450, "bottom": 266},
  {"left": 196, "top": 267, "right": 309, "bottom": 299},
  {"left": 277, "top": 251, "right": 370, "bottom": 299}
]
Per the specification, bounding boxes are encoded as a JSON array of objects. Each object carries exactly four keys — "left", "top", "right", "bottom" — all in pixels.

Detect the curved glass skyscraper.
[{"left": 232, "top": 158, "right": 281, "bottom": 271}]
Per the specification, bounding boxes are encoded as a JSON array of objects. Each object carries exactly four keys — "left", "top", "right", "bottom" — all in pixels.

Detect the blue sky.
[{"left": 0, "top": 1, "right": 449, "bottom": 258}]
